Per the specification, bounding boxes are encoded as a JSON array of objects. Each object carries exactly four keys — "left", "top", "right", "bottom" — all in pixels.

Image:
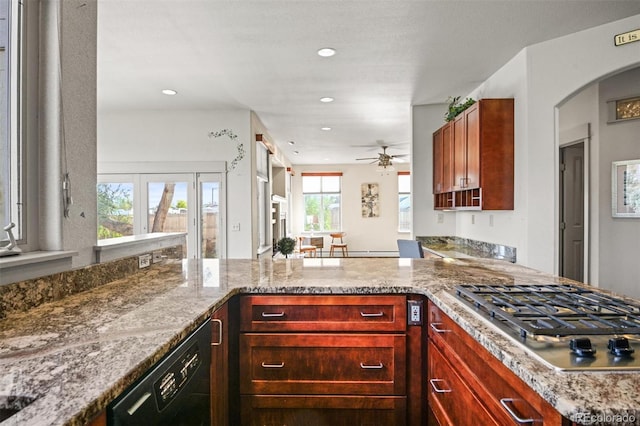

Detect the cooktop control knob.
[
  {"left": 570, "top": 338, "right": 596, "bottom": 357},
  {"left": 608, "top": 337, "right": 635, "bottom": 357}
]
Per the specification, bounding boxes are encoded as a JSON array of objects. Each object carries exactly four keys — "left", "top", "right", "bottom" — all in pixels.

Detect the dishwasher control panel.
[{"left": 153, "top": 341, "right": 202, "bottom": 411}]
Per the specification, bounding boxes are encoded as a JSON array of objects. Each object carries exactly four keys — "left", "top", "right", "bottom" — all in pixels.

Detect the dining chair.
[
  {"left": 298, "top": 237, "right": 317, "bottom": 257},
  {"left": 397, "top": 239, "right": 424, "bottom": 258},
  {"left": 329, "top": 232, "right": 348, "bottom": 257}
]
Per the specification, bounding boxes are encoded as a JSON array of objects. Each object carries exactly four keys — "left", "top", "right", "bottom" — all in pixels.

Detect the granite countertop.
[{"left": 1, "top": 258, "right": 639, "bottom": 425}]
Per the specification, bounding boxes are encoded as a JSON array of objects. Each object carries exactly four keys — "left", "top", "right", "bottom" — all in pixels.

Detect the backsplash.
[
  {"left": 417, "top": 236, "right": 517, "bottom": 263},
  {"left": 0, "top": 246, "right": 182, "bottom": 319}
]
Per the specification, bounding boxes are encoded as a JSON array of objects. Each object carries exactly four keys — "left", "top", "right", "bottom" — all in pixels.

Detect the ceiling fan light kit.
[{"left": 356, "top": 145, "right": 407, "bottom": 171}]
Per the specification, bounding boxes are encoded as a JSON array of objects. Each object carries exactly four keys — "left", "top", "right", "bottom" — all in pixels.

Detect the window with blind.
[{"left": 302, "top": 173, "right": 341, "bottom": 232}]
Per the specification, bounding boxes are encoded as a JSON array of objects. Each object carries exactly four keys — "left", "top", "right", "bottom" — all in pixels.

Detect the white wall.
[
  {"left": 411, "top": 104, "right": 456, "bottom": 237},
  {"left": 413, "top": 51, "right": 528, "bottom": 253},
  {"left": 98, "top": 109, "right": 255, "bottom": 258},
  {"left": 413, "top": 13, "right": 640, "bottom": 277},
  {"left": 291, "top": 163, "right": 410, "bottom": 253},
  {"left": 597, "top": 68, "right": 640, "bottom": 297}
]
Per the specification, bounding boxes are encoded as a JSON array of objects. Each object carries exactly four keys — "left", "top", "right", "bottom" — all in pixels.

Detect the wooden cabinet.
[
  {"left": 427, "top": 301, "right": 569, "bottom": 425},
  {"left": 433, "top": 98, "right": 513, "bottom": 210},
  {"left": 211, "top": 298, "right": 240, "bottom": 426},
  {"left": 239, "top": 295, "right": 423, "bottom": 425}
]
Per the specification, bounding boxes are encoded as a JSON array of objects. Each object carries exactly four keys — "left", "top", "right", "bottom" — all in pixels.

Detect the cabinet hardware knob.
[
  {"left": 499, "top": 398, "right": 536, "bottom": 424},
  {"left": 211, "top": 318, "right": 223, "bottom": 346},
  {"left": 261, "top": 362, "right": 285, "bottom": 368},
  {"left": 261, "top": 311, "right": 285, "bottom": 318},
  {"left": 429, "top": 379, "right": 452, "bottom": 393},
  {"left": 360, "top": 311, "right": 384, "bottom": 317},
  {"left": 430, "top": 323, "right": 451, "bottom": 333},
  {"left": 359, "top": 362, "right": 384, "bottom": 369}
]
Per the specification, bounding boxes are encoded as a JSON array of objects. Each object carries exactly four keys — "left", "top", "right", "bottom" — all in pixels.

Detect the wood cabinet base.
[{"left": 241, "top": 395, "right": 406, "bottom": 426}]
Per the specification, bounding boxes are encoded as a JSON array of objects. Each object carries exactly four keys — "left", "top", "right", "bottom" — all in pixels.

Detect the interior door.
[{"left": 560, "top": 142, "right": 585, "bottom": 282}]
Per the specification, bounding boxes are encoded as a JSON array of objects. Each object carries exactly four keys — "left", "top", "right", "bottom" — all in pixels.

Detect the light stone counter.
[{"left": 0, "top": 258, "right": 638, "bottom": 425}]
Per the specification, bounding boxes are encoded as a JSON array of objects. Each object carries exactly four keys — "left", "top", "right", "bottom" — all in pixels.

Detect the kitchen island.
[{"left": 0, "top": 257, "right": 638, "bottom": 425}]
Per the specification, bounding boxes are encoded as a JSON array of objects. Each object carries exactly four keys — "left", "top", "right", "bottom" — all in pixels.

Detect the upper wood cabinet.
[{"left": 433, "top": 98, "right": 514, "bottom": 210}]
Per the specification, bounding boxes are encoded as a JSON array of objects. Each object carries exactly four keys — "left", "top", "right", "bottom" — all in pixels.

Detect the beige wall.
[{"left": 291, "top": 163, "right": 411, "bottom": 254}]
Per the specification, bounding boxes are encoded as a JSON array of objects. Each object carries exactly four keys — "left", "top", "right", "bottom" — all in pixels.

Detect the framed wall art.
[
  {"left": 361, "top": 183, "right": 379, "bottom": 218},
  {"left": 612, "top": 159, "right": 640, "bottom": 218}
]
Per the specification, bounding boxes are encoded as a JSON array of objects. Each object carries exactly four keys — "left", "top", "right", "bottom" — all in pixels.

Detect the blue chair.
[{"left": 397, "top": 239, "right": 424, "bottom": 258}]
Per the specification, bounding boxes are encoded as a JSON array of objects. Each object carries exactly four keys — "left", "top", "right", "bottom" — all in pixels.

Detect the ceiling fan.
[{"left": 356, "top": 145, "right": 408, "bottom": 170}]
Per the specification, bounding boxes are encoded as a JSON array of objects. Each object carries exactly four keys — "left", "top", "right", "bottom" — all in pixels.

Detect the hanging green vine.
[{"left": 208, "top": 128, "right": 245, "bottom": 170}]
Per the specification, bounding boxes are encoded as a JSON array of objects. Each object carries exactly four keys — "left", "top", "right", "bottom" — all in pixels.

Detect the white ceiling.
[{"left": 97, "top": 0, "right": 640, "bottom": 165}]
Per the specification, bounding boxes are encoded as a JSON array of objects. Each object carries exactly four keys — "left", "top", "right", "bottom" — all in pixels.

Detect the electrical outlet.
[
  {"left": 232, "top": 223, "right": 241, "bottom": 231},
  {"left": 437, "top": 213, "right": 444, "bottom": 224},
  {"left": 138, "top": 253, "right": 152, "bottom": 268},
  {"left": 407, "top": 300, "right": 423, "bottom": 325}
]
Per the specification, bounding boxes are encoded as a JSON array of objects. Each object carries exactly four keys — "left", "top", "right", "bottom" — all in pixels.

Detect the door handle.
[
  {"left": 430, "top": 323, "right": 451, "bottom": 333},
  {"left": 261, "top": 362, "right": 285, "bottom": 368},
  {"left": 211, "top": 318, "right": 223, "bottom": 346},
  {"left": 360, "top": 311, "right": 384, "bottom": 317},
  {"left": 500, "top": 398, "right": 536, "bottom": 424}
]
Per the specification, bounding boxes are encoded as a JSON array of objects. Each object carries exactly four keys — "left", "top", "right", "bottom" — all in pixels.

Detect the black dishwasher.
[{"left": 108, "top": 319, "right": 211, "bottom": 426}]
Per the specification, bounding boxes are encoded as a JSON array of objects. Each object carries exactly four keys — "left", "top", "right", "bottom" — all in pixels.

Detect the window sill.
[
  {"left": 0, "top": 250, "right": 77, "bottom": 286},
  {"left": 95, "top": 232, "right": 187, "bottom": 263}
]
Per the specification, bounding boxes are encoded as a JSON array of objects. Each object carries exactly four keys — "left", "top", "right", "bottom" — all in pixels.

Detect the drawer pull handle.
[
  {"left": 360, "top": 362, "right": 384, "bottom": 369},
  {"left": 360, "top": 311, "right": 384, "bottom": 317},
  {"left": 429, "top": 379, "right": 452, "bottom": 393},
  {"left": 261, "top": 362, "right": 285, "bottom": 368},
  {"left": 430, "top": 323, "right": 451, "bottom": 333},
  {"left": 211, "top": 318, "right": 223, "bottom": 346},
  {"left": 500, "top": 398, "right": 535, "bottom": 424},
  {"left": 261, "top": 311, "right": 285, "bottom": 318}
]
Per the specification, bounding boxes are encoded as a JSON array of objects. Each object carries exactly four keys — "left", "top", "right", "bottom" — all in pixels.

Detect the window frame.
[
  {"left": 301, "top": 172, "right": 342, "bottom": 233},
  {"left": 398, "top": 171, "right": 411, "bottom": 233}
]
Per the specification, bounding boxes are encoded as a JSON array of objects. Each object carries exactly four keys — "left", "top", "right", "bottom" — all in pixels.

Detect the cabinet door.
[
  {"left": 428, "top": 340, "right": 500, "bottom": 426},
  {"left": 452, "top": 113, "right": 467, "bottom": 191},
  {"left": 433, "top": 128, "right": 444, "bottom": 194},
  {"left": 441, "top": 122, "right": 454, "bottom": 193},
  {"left": 464, "top": 102, "right": 480, "bottom": 189},
  {"left": 240, "top": 333, "right": 406, "bottom": 395},
  {"left": 211, "top": 303, "right": 230, "bottom": 426}
]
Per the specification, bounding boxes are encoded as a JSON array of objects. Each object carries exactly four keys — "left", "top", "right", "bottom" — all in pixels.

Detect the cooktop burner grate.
[{"left": 455, "top": 284, "right": 640, "bottom": 338}]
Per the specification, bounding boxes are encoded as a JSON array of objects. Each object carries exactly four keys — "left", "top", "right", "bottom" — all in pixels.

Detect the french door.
[{"left": 99, "top": 171, "right": 225, "bottom": 259}]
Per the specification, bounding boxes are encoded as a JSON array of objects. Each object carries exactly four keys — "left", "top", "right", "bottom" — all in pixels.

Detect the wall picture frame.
[
  {"left": 612, "top": 159, "right": 640, "bottom": 218},
  {"left": 361, "top": 183, "right": 379, "bottom": 218}
]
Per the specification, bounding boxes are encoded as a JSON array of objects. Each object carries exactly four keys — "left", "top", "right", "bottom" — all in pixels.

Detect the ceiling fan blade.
[{"left": 356, "top": 157, "right": 379, "bottom": 161}]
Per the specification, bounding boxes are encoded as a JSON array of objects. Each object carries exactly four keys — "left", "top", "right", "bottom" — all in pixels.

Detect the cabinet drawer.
[
  {"left": 240, "top": 395, "right": 406, "bottom": 426},
  {"left": 240, "top": 295, "right": 407, "bottom": 332},
  {"left": 428, "top": 341, "right": 500, "bottom": 426},
  {"left": 428, "top": 301, "right": 559, "bottom": 424},
  {"left": 239, "top": 333, "right": 406, "bottom": 395}
]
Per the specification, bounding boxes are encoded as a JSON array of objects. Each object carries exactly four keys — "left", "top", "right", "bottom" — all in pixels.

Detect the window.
[
  {"left": 0, "top": 0, "right": 22, "bottom": 242},
  {"left": 302, "top": 172, "right": 341, "bottom": 232},
  {"left": 97, "top": 181, "right": 135, "bottom": 239},
  {"left": 398, "top": 172, "right": 411, "bottom": 232}
]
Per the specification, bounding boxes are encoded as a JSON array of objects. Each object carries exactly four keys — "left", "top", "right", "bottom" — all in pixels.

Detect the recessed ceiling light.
[
  {"left": 288, "top": 141, "right": 295, "bottom": 145},
  {"left": 320, "top": 97, "right": 334, "bottom": 103},
  {"left": 293, "top": 150, "right": 299, "bottom": 154},
  {"left": 162, "top": 89, "right": 177, "bottom": 96},
  {"left": 321, "top": 127, "right": 332, "bottom": 131},
  {"left": 317, "top": 47, "right": 336, "bottom": 57}
]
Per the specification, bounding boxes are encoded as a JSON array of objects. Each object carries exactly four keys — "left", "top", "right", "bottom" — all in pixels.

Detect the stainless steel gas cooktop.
[{"left": 453, "top": 284, "right": 640, "bottom": 371}]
